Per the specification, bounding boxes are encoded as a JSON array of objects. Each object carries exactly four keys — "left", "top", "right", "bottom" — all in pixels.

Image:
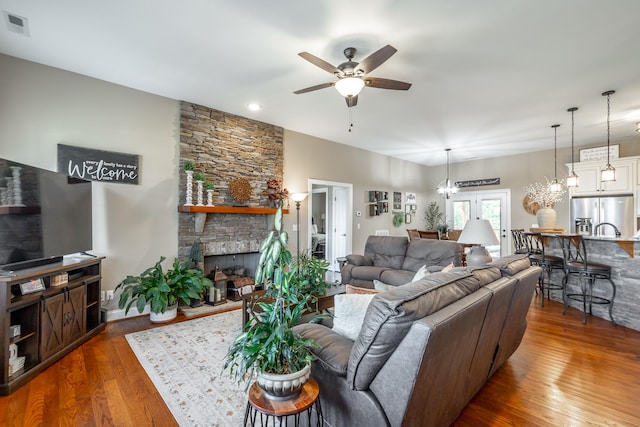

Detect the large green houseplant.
[
  {"left": 224, "top": 202, "right": 329, "bottom": 399},
  {"left": 116, "top": 256, "right": 212, "bottom": 322}
]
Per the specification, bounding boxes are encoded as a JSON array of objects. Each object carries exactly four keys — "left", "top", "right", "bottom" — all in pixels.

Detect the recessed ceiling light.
[{"left": 248, "top": 103, "right": 261, "bottom": 112}]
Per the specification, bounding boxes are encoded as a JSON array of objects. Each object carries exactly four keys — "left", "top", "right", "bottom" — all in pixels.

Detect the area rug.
[{"left": 125, "top": 309, "right": 246, "bottom": 426}]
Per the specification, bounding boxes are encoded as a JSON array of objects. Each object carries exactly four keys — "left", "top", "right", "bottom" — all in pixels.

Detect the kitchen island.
[{"left": 542, "top": 234, "right": 640, "bottom": 331}]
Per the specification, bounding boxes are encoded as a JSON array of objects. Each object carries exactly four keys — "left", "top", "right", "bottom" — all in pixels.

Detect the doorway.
[
  {"left": 308, "top": 179, "right": 353, "bottom": 273},
  {"left": 445, "top": 189, "right": 511, "bottom": 257}
]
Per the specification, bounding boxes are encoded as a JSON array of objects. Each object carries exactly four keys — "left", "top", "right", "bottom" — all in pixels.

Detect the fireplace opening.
[{"left": 204, "top": 252, "right": 259, "bottom": 301}]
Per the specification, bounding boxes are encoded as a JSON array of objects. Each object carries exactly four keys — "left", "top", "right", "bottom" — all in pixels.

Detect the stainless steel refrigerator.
[{"left": 570, "top": 195, "right": 635, "bottom": 237}]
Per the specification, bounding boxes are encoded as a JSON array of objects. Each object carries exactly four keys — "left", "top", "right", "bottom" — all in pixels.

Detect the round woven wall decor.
[{"left": 229, "top": 177, "right": 252, "bottom": 203}]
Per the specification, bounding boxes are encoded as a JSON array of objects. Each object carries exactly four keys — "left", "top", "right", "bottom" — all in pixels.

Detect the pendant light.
[
  {"left": 549, "top": 124, "right": 563, "bottom": 193},
  {"left": 437, "top": 148, "right": 458, "bottom": 199},
  {"left": 601, "top": 90, "right": 616, "bottom": 182},
  {"left": 566, "top": 107, "right": 579, "bottom": 187}
]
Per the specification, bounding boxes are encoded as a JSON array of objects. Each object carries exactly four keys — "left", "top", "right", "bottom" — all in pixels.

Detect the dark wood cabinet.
[
  {"left": 40, "top": 285, "right": 85, "bottom": 360},
  {"left": 1, "top": 257, "right": 105, "bottom": 395}
]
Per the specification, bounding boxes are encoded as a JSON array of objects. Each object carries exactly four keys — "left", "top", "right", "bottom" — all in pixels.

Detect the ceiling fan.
[{"left": 294, "top": 45, "right": 412, "bottom": 108}]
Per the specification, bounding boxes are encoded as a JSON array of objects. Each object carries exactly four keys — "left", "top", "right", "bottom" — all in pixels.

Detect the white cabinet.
[{"left": 567, "top": 158, "right": 636, "bottom": 196}]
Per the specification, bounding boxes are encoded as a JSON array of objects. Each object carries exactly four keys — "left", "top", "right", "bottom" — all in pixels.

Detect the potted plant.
[
  {"left": 115, "top": 256, "right": 212, "bottom": 323},
  {"left": 424, "top": 201, "right": 444, "bottom": 231},
  {"left": 224, "top": 202, "right": 328, "bottom": 400},
  {"left": 205, "top": 181, "right": 215, "bottom": 206}
]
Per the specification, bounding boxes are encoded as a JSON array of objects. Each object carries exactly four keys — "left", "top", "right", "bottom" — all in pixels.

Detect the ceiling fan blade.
[
  {"left": 345, "top": 95, "right": 358, "bottom": 108},
  {"left": 293, "top": 82, "right": 335, "bottom": 94},
  {"left": 357, "top": 45, "right": 397, "bottom": 74},
  {"left": 298, "top": 52, "right": 340, "bottom": 75},
  {"left": 365, "top": 77, "right": 412, "bottom": 90}
]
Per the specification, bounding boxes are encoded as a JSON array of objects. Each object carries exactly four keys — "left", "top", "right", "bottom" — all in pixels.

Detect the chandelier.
[{"left": 437, "top": 149, "right": 458, "bottom": 199}]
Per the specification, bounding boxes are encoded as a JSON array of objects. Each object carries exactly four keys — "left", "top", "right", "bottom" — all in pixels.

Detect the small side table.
[{"left": 244, "top": 378, "right": 323, "bottom": 427}]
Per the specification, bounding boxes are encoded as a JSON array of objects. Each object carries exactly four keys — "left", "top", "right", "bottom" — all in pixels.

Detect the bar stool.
[
  {"left": 523, "top": 232, "right": 564, "bottom": 307},
  {"left": 511, "top": 229, "right": 528, "bottom": 254},
  {"left": 557, "top": 234, "right": 616, "bottom": 325}
]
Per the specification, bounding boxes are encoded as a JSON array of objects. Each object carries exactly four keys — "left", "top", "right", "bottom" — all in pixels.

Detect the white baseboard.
[{"left": 102, "top": 302, "right": 150, "bottom": 322}]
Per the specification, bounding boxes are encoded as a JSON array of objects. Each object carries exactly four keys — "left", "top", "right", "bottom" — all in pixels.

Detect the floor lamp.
[{"left": 290, "top": 193, "right": 308, "bottom": 259}]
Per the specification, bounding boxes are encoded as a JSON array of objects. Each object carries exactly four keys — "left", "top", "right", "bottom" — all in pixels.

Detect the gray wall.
[{"left": 0, "top": 54, "right": 180, "bottom": 289}]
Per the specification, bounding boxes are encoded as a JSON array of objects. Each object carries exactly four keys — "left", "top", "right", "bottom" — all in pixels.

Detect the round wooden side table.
[{"left": 244, "top": 377, "right": 323, "bottom": 427}]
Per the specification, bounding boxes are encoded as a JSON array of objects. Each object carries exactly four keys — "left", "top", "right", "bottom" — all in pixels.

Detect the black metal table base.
[{"left": 244, "top": 397, "right": 323, "bottom": 427}]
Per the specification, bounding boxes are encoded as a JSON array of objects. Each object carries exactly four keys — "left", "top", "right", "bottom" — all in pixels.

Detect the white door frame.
[
  {"left": 445, "top": 188, "right": 512, "bottom": 256},
  {"left": 308, "top": 179, "right": 353, "bottom": 271}
]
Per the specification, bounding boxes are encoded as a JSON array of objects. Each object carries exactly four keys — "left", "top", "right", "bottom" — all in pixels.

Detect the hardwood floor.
[{"left": 1, "top": 298, "right": 639, "bottom": 426}]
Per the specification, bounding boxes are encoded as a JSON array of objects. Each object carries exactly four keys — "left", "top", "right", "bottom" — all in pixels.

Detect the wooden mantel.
[{"left": 178, "top": 205, "right": 289, "bottom": 233}]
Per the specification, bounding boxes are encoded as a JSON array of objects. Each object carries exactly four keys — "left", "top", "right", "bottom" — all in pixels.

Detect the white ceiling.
[{"left": 1, "top": 0, "right": 639, "bottom": 166}]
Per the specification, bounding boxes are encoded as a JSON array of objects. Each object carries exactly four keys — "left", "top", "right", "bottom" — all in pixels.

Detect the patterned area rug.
[{"left": 125, "top": 309, "right": 247, "bottom": 426}]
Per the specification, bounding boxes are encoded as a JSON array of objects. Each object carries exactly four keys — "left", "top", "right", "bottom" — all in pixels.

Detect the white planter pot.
[
  {"left": 536, "top": 207, "right": 557, "bottom": 229},
  {"left": 149, "top": 304, "right": 178, "bottom": 323},
  {"left": 257, "top": 363, "right": 311, "bottom": 401}
]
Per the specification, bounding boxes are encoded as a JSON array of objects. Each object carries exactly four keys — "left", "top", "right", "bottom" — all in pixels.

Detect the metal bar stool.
[
  {"left": 511, "top": 229, "right": 528, "bottom": 254},
  {"left": 557, "top": 234, "right": 616, "bottom": 325},
  {"left": 523, "top": 232, "right": 564, "bottom": 307}
]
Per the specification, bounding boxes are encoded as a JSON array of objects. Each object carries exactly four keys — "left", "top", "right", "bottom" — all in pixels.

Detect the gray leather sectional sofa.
[
  {"left": 341, "top": 236, "right": 464, "bottom": 288},
  {"left": 295, "top": 254, "right": 539, "bottom": 427}
]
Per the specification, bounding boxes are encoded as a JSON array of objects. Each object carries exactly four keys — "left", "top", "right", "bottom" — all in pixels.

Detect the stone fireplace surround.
[{"left": 178, "top": 102, "right": 284, "bottom": 270}]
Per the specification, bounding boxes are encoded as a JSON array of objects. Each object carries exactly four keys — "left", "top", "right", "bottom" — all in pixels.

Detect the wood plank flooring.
[{"left": 1, "top": 297, "right": 639, "bottom": 426}]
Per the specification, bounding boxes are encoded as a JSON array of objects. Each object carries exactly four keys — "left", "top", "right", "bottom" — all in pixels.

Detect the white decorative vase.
[
  {"left": 184, "top": 170, "right": 194, "bottom": 206},
  {"left": 196, "top": 180, "right": 204, "bottom": 206},
  {"left": 10, "top": 166, "right": 23, "bottom": 206},
  {"left": 149, "top": 304, "right": 178, "bottom": 323},
  {"left": 257, "top": 364, "right": 311, "bottom": 401},
  {"left": 206, "top": 189, "right": 214, "bottom": 206},
  {"left": 536, "top": 207, "right": 557, "bottom": 229}
]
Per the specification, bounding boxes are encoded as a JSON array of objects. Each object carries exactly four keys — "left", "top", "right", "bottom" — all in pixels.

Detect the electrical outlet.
[
  {"left": 106, "top": 290, "right": 114, "bottom": 302},
  {"left": 101, "top": 291, "right": 106, "bottom": 302}
]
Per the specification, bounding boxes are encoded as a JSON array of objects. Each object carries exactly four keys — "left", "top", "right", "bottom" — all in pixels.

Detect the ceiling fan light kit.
[
  {"left": 335, "top": 77, "right": 364, "bottom": 97},
  {"left": 295, "top": 44, "right": 412, "bottom": 108}
]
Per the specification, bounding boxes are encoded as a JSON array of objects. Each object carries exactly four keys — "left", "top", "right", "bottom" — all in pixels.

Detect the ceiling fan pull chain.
[{"left": 348, "top": 107, "right": 354, "bottom": 132}]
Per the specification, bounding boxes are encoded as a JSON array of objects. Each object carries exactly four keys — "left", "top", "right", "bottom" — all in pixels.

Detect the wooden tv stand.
[{"left": 0, "top": 257, "right": 106, "bottom": 395}]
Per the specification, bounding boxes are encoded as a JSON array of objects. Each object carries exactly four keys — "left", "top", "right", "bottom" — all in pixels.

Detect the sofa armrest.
[
  {"left": 346, "top": 254, "right": 373, "bottom": 266},
  {"left": 293, "top": 323, "right": 353, "bottom": 377}
]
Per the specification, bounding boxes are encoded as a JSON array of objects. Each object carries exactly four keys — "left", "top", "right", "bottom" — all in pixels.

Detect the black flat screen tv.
[{"left": 0, "top": 158, "right": 93, "bottom": 271}]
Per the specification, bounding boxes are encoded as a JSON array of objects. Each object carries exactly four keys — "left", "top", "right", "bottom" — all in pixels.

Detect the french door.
[{"left": 445, "top": 189, "right": 511, "bottom": 258}]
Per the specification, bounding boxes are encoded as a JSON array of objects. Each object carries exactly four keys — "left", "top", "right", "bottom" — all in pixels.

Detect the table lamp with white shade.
[{"left": 457, "top": 219, "right": 500, "bottom": 266}]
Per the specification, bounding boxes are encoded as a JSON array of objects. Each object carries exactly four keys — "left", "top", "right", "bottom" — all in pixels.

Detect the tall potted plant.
[
  {"left": 224, "top": 202, "right": 328, "bottom": 400},
  {"left": 116, "top": 256, "right": 212, "bottom": 323}
]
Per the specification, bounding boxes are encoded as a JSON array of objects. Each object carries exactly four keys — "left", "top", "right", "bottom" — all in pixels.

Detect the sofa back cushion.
[
  {"left": 347, "top": 270, "right": 481, "bottom": 390},
  {"left": 363, "top": 236, "right": 409, "bottom": 269},
  {"left": 488, "top": 254, "right": 531, "bottom": 276},
  {"left": 402, "top": 239, "right": 463, "bottom": 272}
]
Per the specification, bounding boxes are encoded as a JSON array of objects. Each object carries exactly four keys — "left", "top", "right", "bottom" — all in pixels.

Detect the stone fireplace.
[{"left": 178, "top": 101, "right": 284, "bottom": 285}]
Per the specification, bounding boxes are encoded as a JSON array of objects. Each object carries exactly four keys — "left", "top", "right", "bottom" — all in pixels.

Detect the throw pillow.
[
  {"left": 332, "top": 293, "right": 376, "bottom": 341},
  {"left": 373, "top": 280, "right": 396, "bottom": 291},
  {"left": 412, "top": 264, "right": 430, "bottom": 282},
  {"left": 441, "top": 262, "right": 455, "bottom": 273},
  {"left": 346, "top": 284, "right": 382, "bottom": 295}
]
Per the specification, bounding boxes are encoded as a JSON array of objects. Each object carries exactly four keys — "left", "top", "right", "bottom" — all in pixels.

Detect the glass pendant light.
[
  {"left": 601, "top": 90, "right": 616, "bottom": 182},
  {"left": 549, "top": 124, "right": 563, "bottom": 193},
  {"left": 437, "top": 148, "right": 458, "bottom": 199},
  {"left": 566, "top": 107, "right": 579, "bottom": 187}
]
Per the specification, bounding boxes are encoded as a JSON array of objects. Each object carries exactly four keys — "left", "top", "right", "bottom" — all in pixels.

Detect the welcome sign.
[{"left": 57, "top": 144, "right": 140, "bottom": 185}]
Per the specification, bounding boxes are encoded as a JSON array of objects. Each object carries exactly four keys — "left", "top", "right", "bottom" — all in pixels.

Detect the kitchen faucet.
[{"left": 593, "top": 222, "right": 622, "bottom": 237}]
